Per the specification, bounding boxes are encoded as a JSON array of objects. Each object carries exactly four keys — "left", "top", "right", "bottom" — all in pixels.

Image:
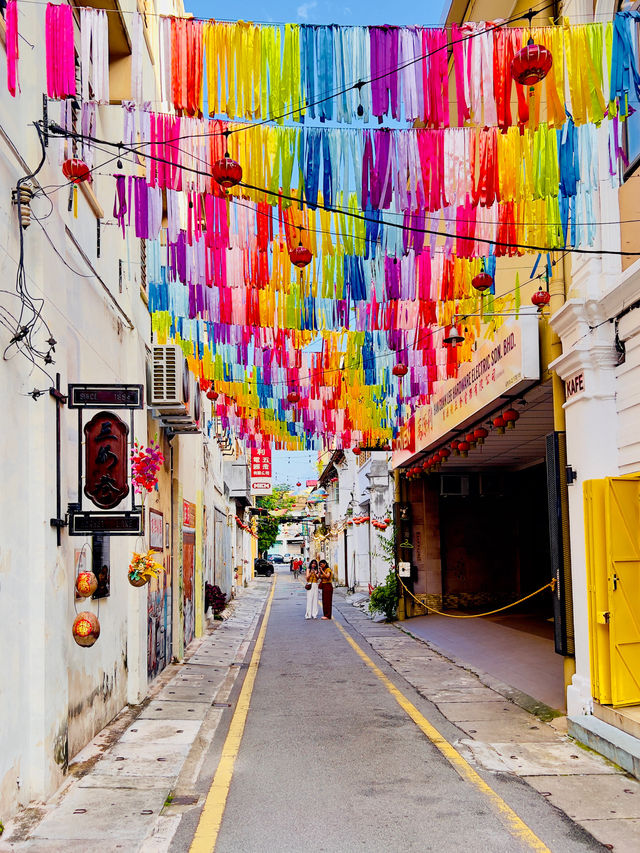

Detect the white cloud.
[{"left": 297, "top": 1, "right": 317, "bottom": 20}]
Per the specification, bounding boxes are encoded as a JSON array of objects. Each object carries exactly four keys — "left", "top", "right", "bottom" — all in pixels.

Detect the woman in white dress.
[{"left": 305, "top": 559, "right": 319, "bottom": 619}]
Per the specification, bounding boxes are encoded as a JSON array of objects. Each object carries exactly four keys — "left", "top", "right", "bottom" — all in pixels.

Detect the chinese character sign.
[
  {"left": 84, "top": 412, "right": 129, "bottom": 509},
  {"left": 250, "top": 447, "right": 272, "bottom": 495}
]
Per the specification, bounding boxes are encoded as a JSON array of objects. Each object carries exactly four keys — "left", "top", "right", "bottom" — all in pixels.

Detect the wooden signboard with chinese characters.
[{"left": 84, "top": 412, "right": 130, "bottom": 509}]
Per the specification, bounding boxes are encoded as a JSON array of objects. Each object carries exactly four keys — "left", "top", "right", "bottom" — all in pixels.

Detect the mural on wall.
[
  {"left": 147, "top": 555, "right": 172, "bottom": 681},
  {"left": 183, "top": 500, "right": 196, "bottom": 647}
]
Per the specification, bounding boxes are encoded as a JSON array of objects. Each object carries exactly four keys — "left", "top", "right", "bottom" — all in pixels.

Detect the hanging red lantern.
[
  {"left": 439, "top": 447, "right": 451, "bottom": 460},
  {"left": 451, "top": 439, "right": 460, "bottom": 456},
  {"left": 422, "top": 459, "right": 431, "bottom": 472},
  {"left": 474, "top": 427, "right": 489, "bottom": 445},
  {"left": 503, "top": 408, "right": 520, "bottom": 429},
  {"left": 457, "top": 440, "right": 471, "bottom": 458},
  {"left": 511, "top": 40, "right": 553, "bottom": 87},
  {"left": 289, "top": 244, "right": 313, "bottom": 268},
  {"left": 287, "top": 391, "right": 300, "bottom": 404},
  {"left": 213, "top": 155, "right": 243, "bottom": 189},
  {"left": 532, "top": 287, "right": 551, "bottom": 309},
  {"left": 493, "top": 415, "right": 506, "bottom": 435},
  {"left": 296, "top": 481, "right": 302, "bottom": 487},
  {"left": 472, "top": 272, "right": 493, "bottom": 293},
  {"left": 75, "top": 571, "right": 98, "bottom": 599},
  {"left": 62, "top": 158, "right": 91, "bottom": 184},
  {"left": 206, "top": 388, "right": 219, "bottom": 401},
  {"left": 347, "top": 520, "right": 353, "bottom": 526},
  {"left": 392, "top": 363, "right": 408, "bottom": 377},
  {"left": 466, "top": 432, "right": 477, "bottom": 448},
  {"left": 352, "top": 446, "right": 361, "bottom": 456},
  {"left": 72, "top": 611, "right": 100, "bottom": 647}
]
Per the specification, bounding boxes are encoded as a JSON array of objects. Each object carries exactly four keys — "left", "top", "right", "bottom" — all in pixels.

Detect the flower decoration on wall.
[
  {"left": 131, "top": 437, "right": 164, "bottom": 497},
  {"left": 128, "top": 550, "right": 164, "bottom": 587}
]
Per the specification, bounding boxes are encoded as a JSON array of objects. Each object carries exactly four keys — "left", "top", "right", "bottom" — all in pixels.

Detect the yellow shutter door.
[
  {"left": 584, "top": 479, "right": 611, "bottom": 704},
  {"left": 606, "top": 476, "right": 640, "bottom": 707}
]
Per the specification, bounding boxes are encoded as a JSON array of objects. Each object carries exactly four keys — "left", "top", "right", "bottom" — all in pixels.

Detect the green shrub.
[{"left": 368, "top": 569, "right": 399, "bottom": 621}]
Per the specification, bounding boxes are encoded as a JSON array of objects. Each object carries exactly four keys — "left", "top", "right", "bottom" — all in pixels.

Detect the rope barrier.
[{"left": 397, "top": 576, "right": 556, "bottom": 619}]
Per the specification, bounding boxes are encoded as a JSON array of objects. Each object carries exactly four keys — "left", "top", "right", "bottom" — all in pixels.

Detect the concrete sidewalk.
[
  {"left": 0, "top": 580, "right": 271, "bottom": 853},
  {"left": 337, "top": 593, "right": 640, "bottom": 852}
]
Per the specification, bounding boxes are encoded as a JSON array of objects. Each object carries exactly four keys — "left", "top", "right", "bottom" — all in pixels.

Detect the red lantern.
[
  {"left": 296, "top": 481, "right": 302, "bottom": 487},
  {"left": 503, "top": 408, "right": 520, "bottom": 429},
  {"left": 72, "top": 611, "right": 100, "bottom": 647},
  {"left": 474, "top": 427, "right": 489, "bottom": 445},
  {"left": 422, "top": 459, "right": 431, "bottom": 472},
  {"left": 287, "top": 391, "right": 300, "bottom": 404},
  {"left": 384, "top": 516, "right": 391, "bottom": 523},
  {"left": 472, "top": 272, "right": 493, "bottom": 293},
  {"left": 457, "top": 441, "right": 471, "bottom": 457},
  {"left": 439, "top": 447, "right": 451, "bottom": 460},
  {"left": 347, "top": 520, "right": 353, "bottom": 526},
  {"left": 289, "top": 245, "right": 313, "bottom": 269},
  {"left": 532, "top": 287, "right": 551, "bottom": 309},
  {"left": 213, "top": 156, "right": 243, "bottom": 189},
  {"left": 392, "top": 363, "right": 408, "bottom": 377},
  {"left": 511, "top": 40, "right": 553, "bottom": 87},
  {"left": 352, "top": 446, "right": 361, "bottom": 456},
  {"left": 466, "top": 432, "right": 477, "bottom": 448},
  {"left": 451, "top": 439, "right": 460, "bottom": 456},
  {"left": 62, "top": 158, "right": 91, "bottom": 184},
  {"left": 75, "top": 571, "right": 98, "bottom": 599},
  {"left": 493, "top": 415, "right": 506, "bottom": 435},
  {"left": 206, "top": 388, "right": 219, "bottom": 401}
]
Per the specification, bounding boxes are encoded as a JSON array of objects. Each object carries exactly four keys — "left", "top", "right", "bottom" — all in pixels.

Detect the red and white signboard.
[{"left": 250, "top": 447, "right": 273, "bottom": 495}]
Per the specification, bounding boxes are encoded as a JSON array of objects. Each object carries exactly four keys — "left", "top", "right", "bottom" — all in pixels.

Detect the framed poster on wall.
[{"left": 149, "top": 508, "right": 164, "bottom": 551}]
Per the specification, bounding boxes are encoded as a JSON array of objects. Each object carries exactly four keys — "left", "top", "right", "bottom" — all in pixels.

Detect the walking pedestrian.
[
  {"left": 292, "top": 557, "right": 302, "bottom": 579},
  {"left": 318, "top": 559, "right": 333, "bottom": 620},
  {"left": 305, "top": 559, "right": 319, "bottom": 619}
]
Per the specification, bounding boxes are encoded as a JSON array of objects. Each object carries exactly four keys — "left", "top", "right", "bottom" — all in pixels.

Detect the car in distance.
[
  {"left": 254, "top": 558, "right": 274, "bottom": 577},
  {"left": 283, "top": 553, "right": 292, "bottom": 564},
  {"left": 271, "top": 554, "right": 284, "bottom": 563}
]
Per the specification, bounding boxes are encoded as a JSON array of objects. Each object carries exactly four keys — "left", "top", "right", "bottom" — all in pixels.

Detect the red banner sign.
[
  {"left": 84, "top": 412, "right": 129, "bottom": 509},
  {"left": 251, "top": 447, "right": 272, "bottom": 479},
  {"left": 183, "top": 500, "right": 196, "bottom": 528}
]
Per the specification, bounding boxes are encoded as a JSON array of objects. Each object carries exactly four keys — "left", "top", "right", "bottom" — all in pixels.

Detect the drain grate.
[
  {"left": 171, "top": 794, "right": 199, "bottom": 806},
  {"left": 212, "top": 702, "right": 232, "bottom": 708}
]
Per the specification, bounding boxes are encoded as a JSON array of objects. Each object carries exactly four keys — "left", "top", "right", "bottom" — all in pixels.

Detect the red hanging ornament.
[
  {"left": 457, "top": 441, "right": 471, "bottom": 457},
  {"left": 72, "top": 611, "right": 100, "bottom": 647},
  {"left": 62, "top": 158, "right": 91, "bottom": 184},
  {"left": 503, "top": 408, "right": 520, "bottom": 429},
  {"left": 287, "top": 391, "right": 300, "bottom": 404},
  {"left": 392, "top": 363, "right": 408, "bottom": 377},
  {"left": 75, "top": 571, "right": 98, "bottom": 599},
  {"left": 439, "top": 447, "right": 451, "bottom": 460},
  {"left": 206, "top": 388, "right": 219, "bottom": 401},
  {"left": 451, "top": 439, "right": 460, "bottom": 456},
  {"left": 493, "top": 415, "right": 506, "bottom": 435},
  {"left": 296, "top": 481, "right": 302, "bottom": 487},
  {"left": 289, "top": 244, "right": 313, "bottom": 269},
  {"left": 352, "top": 446, "right": 361, "bottom": 456},
  {"left": 213, "top": 155, "right": 243, "bottom": 189},
  {"left": 474, "top": 427, "right": 489, "bottom": 445},
  {"left": 511, "top": 39, "right": 553, "bottom": 87},
  {"left": 532, "top": 287, "right": 551, "bottom": 309},
  {"left": 472, "top": 272, "right": 493, "bottom": 293},
  {"left": 466, "top": 432, "right": 477, "bottom": 448}
]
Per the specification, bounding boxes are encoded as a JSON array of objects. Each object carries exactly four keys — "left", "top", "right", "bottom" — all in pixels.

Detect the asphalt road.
[{"left": 174, "top": 568, "right": 604, "bottom": 853}]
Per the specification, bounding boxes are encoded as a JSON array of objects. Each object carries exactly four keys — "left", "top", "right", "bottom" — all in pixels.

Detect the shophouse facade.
[{"left": 0, "top": 0, "right": 251, "bottom": 823}]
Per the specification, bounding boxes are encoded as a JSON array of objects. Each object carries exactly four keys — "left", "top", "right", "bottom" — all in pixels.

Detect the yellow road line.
[
  {"left": 190, "top": 577, "right": 277, "bottom": 853},
  {"left": 335, "top": 620, "right": 551, "bottom": 853}
]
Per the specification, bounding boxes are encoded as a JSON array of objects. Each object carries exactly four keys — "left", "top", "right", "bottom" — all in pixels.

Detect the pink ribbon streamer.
[{"left": 6, "top": 0, "right": 19, "bottom": 97}]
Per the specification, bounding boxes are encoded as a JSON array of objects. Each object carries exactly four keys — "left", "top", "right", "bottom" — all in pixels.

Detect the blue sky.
[{"left": 186, "top": 0, "right": 447, "bottom": 27}]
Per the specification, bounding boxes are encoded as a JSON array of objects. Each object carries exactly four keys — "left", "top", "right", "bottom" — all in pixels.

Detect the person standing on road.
[
  {"left": 292, "top": 557, "right": 302, "bottom": 579},
  {"left": 305, "top": 559, "right": 319, "bottom": 619},
  {"left": 318, "top": 559, "right": 333, "bottom": 620}
]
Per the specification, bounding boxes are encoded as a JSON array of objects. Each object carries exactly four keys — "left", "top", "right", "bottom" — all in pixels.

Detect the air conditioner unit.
[
  {"left": 162, "top": 374, "right": 202, "bottom": 433},
  {"left": 150, "top": 345, "right": 190, "bottom": 416},
  {"left": 440, "top": 474, "right": 470, "bottom": 497}
]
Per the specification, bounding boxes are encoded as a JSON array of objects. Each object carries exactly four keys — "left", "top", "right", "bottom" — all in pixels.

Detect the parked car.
[
  {"left": 254, "top": 558, "right": 274, "bottom": 577},
  {"left": 283, "top": 553, "right": 292, "bottom": 564},
  {"left": 271, "top": 554, "right": 284, "bottom": 563}
]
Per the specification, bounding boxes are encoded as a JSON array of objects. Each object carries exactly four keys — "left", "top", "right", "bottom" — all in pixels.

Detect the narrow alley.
[{"left": 5, "top": 567, "right": 639, "bottom": 852}]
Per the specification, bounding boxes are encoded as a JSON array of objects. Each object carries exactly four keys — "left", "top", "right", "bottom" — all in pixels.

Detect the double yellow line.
[{"left": 191, "top": 579, "right": 549, "bottom": 853}]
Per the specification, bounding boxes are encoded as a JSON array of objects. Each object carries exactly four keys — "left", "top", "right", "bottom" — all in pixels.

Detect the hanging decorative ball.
[
  {"left": 392, "top": 363, "right": 408, "bottom": 377},
  {"left": 206, "top": 388, "right": 219, "bottom": 401},
  {"left": 474, "top": 427, "right": 489, "bottom": 445},
  {"left": 457, "top": 440, "right": 471, "bottom": 457},
  {"left": 289, "top": 245, "right": 313, "bottom": 269},
  {"left": 62, "top": 158, "right": 91, "bottom": 184},
  {"left": 212, "top": 155, "right": 243, "bottom": 188},
  {"left": 493, "top": 414, "right": 506, "bottom": 435},
  {"left": 451, "top": 439, "right": 460, "bottom": 456},
  {"left": 352, "top": 446, "right": 361, "bottom": 456},
  {"left": 531, "top": 287, "right": 551, "bottom": 309},
  {"left": 347, "top": 520, "right": 353, "bottom": 526},
  {"left": 472, "top": 272, "right": 493, "bottom": 293},
  {"left": 75, "top": 571, "right": 98, "bottom": 599},
  {"left": 287, "top": 391, "right": 300, "bottom": 404},
  {"left": 296, "top": 481, "right": 302, "bottom": 487},
  {"left": 466, "top": 432, "right": 477, "bottom": 448},
  {"left": 422, "top": 459, "right": 431, "bottom": 472},
  {"left": 439, "top": 447, "right": 451, "bottom": 460},
  {"left": 72, "top": 611, "right": 100, "bottom": 647},
  {"left": 503, "top": 408, "right": 520, "bottom": 429},
  {"left": 511, "top": 40, "right": 553, "bottom": 87}
]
